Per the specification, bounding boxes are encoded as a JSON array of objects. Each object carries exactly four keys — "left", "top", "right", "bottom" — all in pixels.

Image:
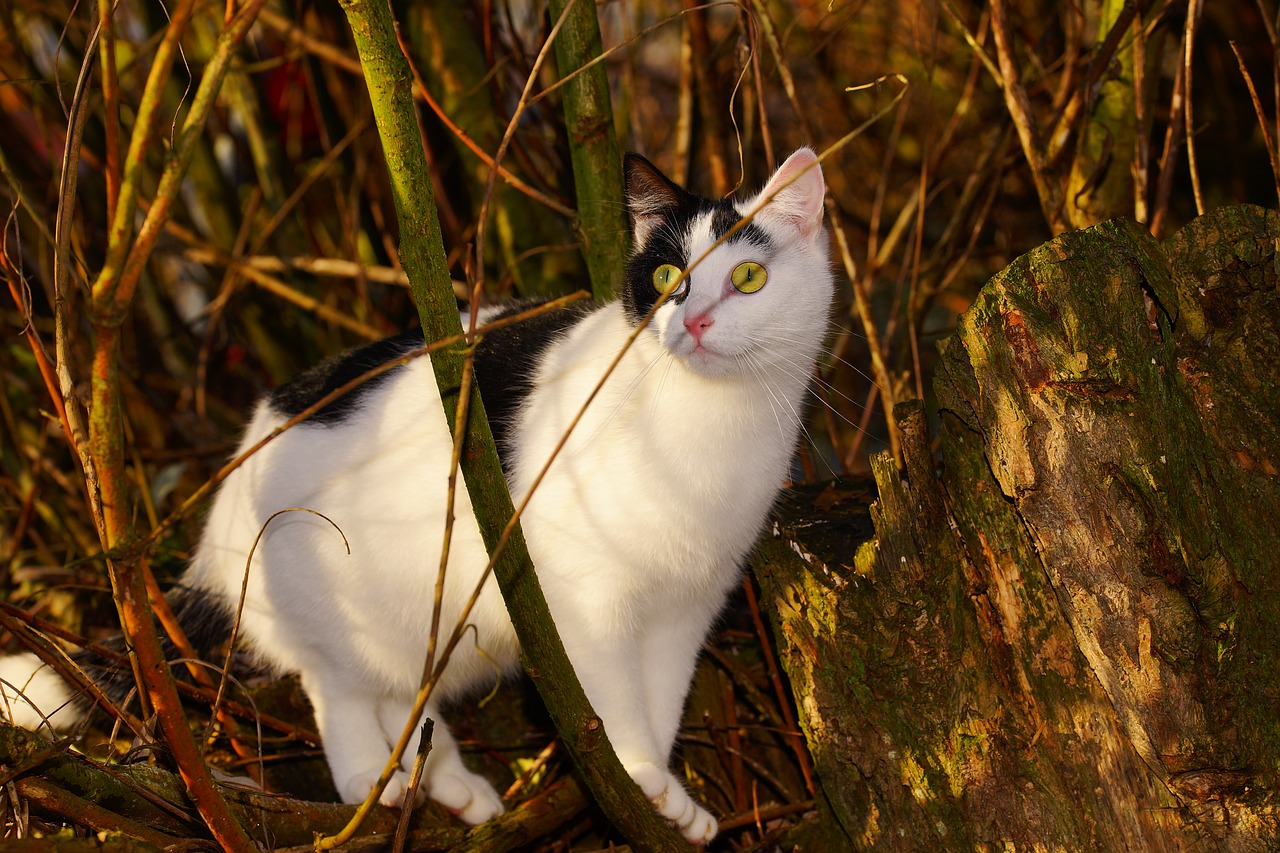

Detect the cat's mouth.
[
  {"left": 676, "top": 339, "right": 738, "bottom": 376},
  {"left": 660, "top": 323, "right": 743, "bottom": 376}
]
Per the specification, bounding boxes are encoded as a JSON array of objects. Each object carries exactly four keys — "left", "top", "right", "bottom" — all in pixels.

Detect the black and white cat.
[{"left": 1, "top": 149, "right": 832, "bottom": 843}]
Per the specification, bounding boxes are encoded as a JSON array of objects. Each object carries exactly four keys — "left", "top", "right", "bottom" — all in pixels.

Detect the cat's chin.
[{"left": 673, "top": 345, "right": 741, "bottom": 379}]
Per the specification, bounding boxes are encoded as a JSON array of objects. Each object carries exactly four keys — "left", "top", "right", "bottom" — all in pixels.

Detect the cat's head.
[{"left": 621, "top": 148, "right": 833, "bottom": 380}]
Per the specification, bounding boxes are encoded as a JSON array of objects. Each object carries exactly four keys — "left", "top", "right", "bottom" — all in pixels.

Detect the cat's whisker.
[
  {"left": 766, "top": 331, "right": 883, "bottom": 389},
  {"left": 735, "top": 350, "right": 792, "bottom": 439},
  {"left": 826, "top": 319, "right": 871, "bottom": 341},
  {"left": 737, "top": 348, "right": 863, "bottom": 478},
  {"left": 737, "top": 344, "right": 881, "bottom": 445},
  {"left": 648, "top": 355, "right": 678, "bottom": 431}
]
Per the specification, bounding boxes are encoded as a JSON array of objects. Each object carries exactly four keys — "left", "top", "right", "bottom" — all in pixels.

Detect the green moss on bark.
[{"left": 755, "top": 207, "right": 1280, "bottom": 848}]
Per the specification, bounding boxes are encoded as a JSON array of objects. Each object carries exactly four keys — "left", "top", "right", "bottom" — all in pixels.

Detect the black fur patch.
[
  {"left": 710, "top": 205, "right": 771, "bottom": 247},
  {"left": 269, "top": 332, "right": 426, "bottom": 426},
  {"left": 267, "top": 303, "right": 592, "bottom": 461},
  {"left": 471, "top": 300, "right": 595, "bottom": 461},
  {"left": 621, "top": 183, "right": 772, "bottom": 326},
  {"left": 67, "top": 302, "right": 594, "bottom": 715},
  {"left": 69, "top": 586, "right": 235, "bottom": 714}
]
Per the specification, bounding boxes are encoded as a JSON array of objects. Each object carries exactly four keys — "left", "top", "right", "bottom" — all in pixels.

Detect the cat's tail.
[{"left": 0, "top": 588, "right": 234, "bottom": 736}]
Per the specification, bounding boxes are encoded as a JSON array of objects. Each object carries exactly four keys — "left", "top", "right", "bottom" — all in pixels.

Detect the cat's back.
[
  {"left": 186, "top": 302, "right": 596, "bottom": 684},
  {"left": 192, "top": 301, "right": 598, "bottom": 571},
  {"left": 234, "top": 299, "right": 596, "bottom": 479}
]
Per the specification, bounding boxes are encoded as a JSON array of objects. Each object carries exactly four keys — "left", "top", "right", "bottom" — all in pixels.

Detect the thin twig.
[
  {"left": 92, "top": 0, "right": 199, "bottom": 309},
  {"left": 1133, "top": 11, "right": 1150, "bottom": 222},
  {"left": 0, "top": 600, "right": 320, "bottom": 746},
  {"left": 112, "top": 0, "right": 271, "bottom": 313},
  {"left": 52, "top": 3, "right": 104, "bottom": 534},
  {"left": 1230, "top": 40, "right": 1280, "bottom": 207},
  {"left": 742, "top": 576, "right": 814, "bottom": 796},
  {"left": 1044, "top": 0, "right": 1140, "bottom": 168},
  {"left": 749, "top": 0, "right": 910, "bottom": 461},
  {"left": 0, "top": 606, "right": 147, "bottom": 742},
  {"left": 96, "top": 0, "right": 121, "bottom": 217},
  {"left": 1150, "top": 28, "right": 1187, "bottom": 236},
  {"left": 15, "top": 776, "right": 181, "bottom": 849},
  {"left": 204, "top": 508, "right": 348, "bottom": 751},
  {"left": 141, "top": 295, "right": 588, "bottom": 554},
  {"left": 939, "top": 0, "right": 1003, "bottom": 85},
  {"left": 988, "top": 0, "right": 1066, "bottom": 232},
  {"left": 470, "top": 0, "right": 581, "bottom": 305},
  {"left": 1184, "top": 0, "right": 1205, "bottom": 215}
]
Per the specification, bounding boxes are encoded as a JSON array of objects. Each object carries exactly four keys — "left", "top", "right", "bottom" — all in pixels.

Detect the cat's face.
[{"left": 622, "top": 149, "right": 832, "bottom": 379}]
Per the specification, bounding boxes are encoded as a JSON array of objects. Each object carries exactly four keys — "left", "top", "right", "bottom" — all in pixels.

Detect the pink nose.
[{"left": 684, "top": 312, "right": 713, "bottom": 344}]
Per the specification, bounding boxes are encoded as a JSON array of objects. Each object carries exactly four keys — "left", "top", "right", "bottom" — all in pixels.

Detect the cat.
[{"left": 0, "top": 148, "right": 833, "bottom": 844}]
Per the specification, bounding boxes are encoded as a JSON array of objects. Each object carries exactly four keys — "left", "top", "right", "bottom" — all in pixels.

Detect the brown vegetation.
[{"left": 1, "top": 0, "right": 1277, "bottom": 850}]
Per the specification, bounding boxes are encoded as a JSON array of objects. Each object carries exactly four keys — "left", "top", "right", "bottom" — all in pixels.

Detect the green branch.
[
  {"left": 547, "top": 0, "right": 628, "bottom": 301},
  {"left": 335, "top": 1, "right": 690, "bottom": 849}
]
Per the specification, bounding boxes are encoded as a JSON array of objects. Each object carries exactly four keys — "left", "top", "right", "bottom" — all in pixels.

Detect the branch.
[
  {"left": 74, "top": 3, "right": 270, "bottom": 851},
  {"left": 988, "top": 0, "right": 1067, "bottom": 233},
  {"left": 547, "top": 0, "right": 628, "bottom": 300},
  {"left": 331, "top": 1, "right": 691, "bottom": 849}
]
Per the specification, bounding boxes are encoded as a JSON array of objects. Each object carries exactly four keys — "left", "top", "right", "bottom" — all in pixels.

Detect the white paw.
[
  {"left": 336, "top": 767, "right": 423, "bottom": 807},
  {"left": 424, "top": 770, "right": 505, "bottom": 825},
  {"left": 626, "top": 761, "right": 718, "bottom": 845},
  {"left": 378, "top": 769, "right": 425, "bottom": 807}
]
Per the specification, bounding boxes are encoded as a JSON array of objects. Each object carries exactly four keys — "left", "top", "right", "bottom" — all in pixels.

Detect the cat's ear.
[
  {"left": 625, "top": 153, "right": 684, "bottom": 247},
  {"left": 749, "top": 147, "right": 826, "bottom": 241}
]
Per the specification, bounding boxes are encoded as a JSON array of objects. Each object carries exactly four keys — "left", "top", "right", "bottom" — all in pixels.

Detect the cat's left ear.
[
  {"left": 625, "top": 153, "right": 685, "bottom": 247},
  {"left": 749, "top": 147, "right": 826, "bottom": 241}
]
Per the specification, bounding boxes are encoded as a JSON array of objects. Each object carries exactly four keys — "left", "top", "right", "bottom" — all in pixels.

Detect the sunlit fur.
[{"left": 1, "top": 150, "right": 832, "bottom": 845}]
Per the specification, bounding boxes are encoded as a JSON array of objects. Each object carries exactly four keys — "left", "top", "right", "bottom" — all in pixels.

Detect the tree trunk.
[{"left": 754, "top": 206, "right": 1280, "bottom": 850}]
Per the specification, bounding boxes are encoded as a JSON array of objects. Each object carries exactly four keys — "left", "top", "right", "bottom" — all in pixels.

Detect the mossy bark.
[
  {"left": 546, "top": 0, "right": 628, "bottom": 301},
  {"left": 754, "top": 206, "right": 1280, "bottom": 850}
]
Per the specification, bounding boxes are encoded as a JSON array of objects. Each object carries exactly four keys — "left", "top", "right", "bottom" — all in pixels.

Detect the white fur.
[
  {"left": 9, "top": 150, "right": 831, "bottom": 844},
  {"left": 0, "top": 652, "right": 75, "bottom": 734}
]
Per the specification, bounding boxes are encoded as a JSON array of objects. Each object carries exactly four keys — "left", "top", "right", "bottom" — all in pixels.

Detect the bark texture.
[{"left": 754, "top": 205, "right": 1280, "bottom": 850}]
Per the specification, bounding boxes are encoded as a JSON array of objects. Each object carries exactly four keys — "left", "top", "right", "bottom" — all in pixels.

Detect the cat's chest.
[
  {"left": 506, "top": 307, "right": 799, "bottom": 574},
  {"left": 519, "top": 310, "right": 792, "bottom": 474}
]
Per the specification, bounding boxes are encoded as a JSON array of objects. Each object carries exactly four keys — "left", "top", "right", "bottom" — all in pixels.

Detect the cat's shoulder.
[
  {"left": 268, "top": 330, "right": 426, "bottom": 426},
  {"left": 472, "top": 298, "right": 599, "bottom": 457},
  {"left": 265, "top": 298, "right": 597, "bottom": 439},
  {"left": 471, "top": 298, "right": 598, "bottom": 377}
]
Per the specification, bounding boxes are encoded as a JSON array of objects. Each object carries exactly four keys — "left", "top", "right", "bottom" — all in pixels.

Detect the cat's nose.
[{"left": 684, "top": 312, "right": 713, "bottom": 344}]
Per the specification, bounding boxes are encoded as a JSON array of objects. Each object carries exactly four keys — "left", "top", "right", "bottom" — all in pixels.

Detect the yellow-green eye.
[
  {"left": 652, "top": 263, "right": 684, "bottom": 294},
  {"left": 731, "top": 261, "right": 767, "bottom": 293}
]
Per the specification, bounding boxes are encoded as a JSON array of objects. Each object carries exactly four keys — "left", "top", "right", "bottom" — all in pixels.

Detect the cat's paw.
[
  {"left": 626, "top": 761, "right": 718, "bottom": 845},
  {"left": 424, "top": 770, "right": 505, "bottom": 825},
  {"left": 378, "top": 769, "right": 425, "bottom": 807},
  {"left": 335, "top": 768, "right": 423, "bottom": 807}
]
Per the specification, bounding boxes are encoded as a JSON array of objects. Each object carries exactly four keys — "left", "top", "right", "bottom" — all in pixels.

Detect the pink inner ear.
[{"left": 755, "top": 148, "right": 826, "bottom": 239}]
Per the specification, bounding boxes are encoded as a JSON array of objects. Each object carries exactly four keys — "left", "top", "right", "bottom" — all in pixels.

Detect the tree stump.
[{"left": 754, "top": 206, "right": 1280, "bottom": 850}]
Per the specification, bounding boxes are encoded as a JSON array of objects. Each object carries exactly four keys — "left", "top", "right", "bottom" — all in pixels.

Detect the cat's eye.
[
  {"left": 652, "top": 263, "right": 685, "bottom": 295},
  {"left": 731, "top": 261, "right": 767, "bottom": 294}
]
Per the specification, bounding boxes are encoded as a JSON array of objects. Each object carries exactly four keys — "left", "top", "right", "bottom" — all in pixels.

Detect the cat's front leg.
[
  {"left": 375, "top": 696, "right": 504, "bottom": 825},
  {"left": 302, "top": 672, "right": 417, "bottom": 807},
  {"left": 303, "top": 674, "right": 503, "bottom": 825},
  {"left": 562, "top": 631, "right": 719, "bottom": 844},
  {"left": 623, "top": 760, "right": 719, "bottom": 844}
]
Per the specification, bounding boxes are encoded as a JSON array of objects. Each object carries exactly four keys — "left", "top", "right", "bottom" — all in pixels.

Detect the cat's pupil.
[{"left": 731, "top": 261, "right": 767, "bottom": 293}]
